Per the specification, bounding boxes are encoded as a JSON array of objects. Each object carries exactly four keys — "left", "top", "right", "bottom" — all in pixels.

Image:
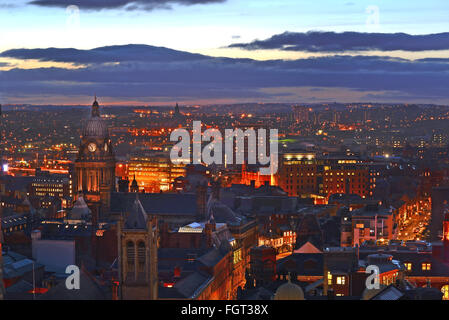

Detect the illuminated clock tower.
[{"left": 75, "top": 97, "right": 116, "bottom": 204}]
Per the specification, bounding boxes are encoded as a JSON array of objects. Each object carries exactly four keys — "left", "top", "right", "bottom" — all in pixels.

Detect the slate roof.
[
  {"left": 370, "top": 285, "right": 404, "bottom": 300},
  {"left": 1, "top": 175, "right": 33, "bottom": 192},
  {"left": 70, "top": 196, "right": 91, "bottom": 219},
  {"left": 38, "top": 270, "right": 108, "bottom": 300},
  {"left": 277, "top": 253, "right": 324, "bottom": 276},
  {"left": 351, "top": 205, "right": 393, "bottom": 217},
  {"left": 206, "top": 196, "right": 241, "bottom": 224},
  {"left": 173, "top": 272, "right": 214, "bottom": 299},
  {"left": 110, "top": 192, "right": 198, "bottom": 216},
  {"left": 238, "top": 286, "right": 274, "bottom": 300},
  {"left": 158, "top": 248, "right": 209, "bottom": 272},
  {"left": 2, "top": 251, "right": 44, "bottom": 280},
  {"left": 157, "top": 246, "right": 230, "bottom": 299},
  {"left": 124, "top": 197, "right": 147, "bottom": 229},
  {"left": 328, "top": 193, "right": 365, "bottom": 204},
  {"left": 359, "top": 247, "right": 449, "bottom": 277},
  {"left": 1, "top": 214, "right": 28, "bottom": 230},
  {"left": 196, "top": 248, "right": 227, "bottom": 268}
]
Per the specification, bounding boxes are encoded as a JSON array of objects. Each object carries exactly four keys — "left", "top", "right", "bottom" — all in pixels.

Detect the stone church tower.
[
  {"left": 75, "top": 97, "right": 116, "bottom": 205},
  {"left": 117, "top": 196, "right": 158, "bottom": 300}
]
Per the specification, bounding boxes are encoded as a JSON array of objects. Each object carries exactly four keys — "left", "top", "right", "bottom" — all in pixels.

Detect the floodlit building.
[{"left": 127, "top": 151, "right": 186, "bottom": 193}]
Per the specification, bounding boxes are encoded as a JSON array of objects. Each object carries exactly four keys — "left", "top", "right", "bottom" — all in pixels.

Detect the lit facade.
[
  {"left": 127, "top": 152, "right": 186, "bottom": 193},
  {"left": 75, "top": 98, "right": 116, "bottom": 203},
  {"left": 30, "top": 170, "right": 71, "bottom": 199},
  {"left": 277, "top": 153, "right": 372, "bottom": 200}
]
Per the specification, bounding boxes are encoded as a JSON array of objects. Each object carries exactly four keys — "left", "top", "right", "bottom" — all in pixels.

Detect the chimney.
[
  {"left": 31, "top": 229, "right": 41, "bottom": 241},
  {"left": 211, "top": 179, "right": 221, "bottom": 200},
  {"left": 196, "top": 183, "right": 207, "bottom": 219},
  {"left": 205, "top": 222, "right": 216, "bottom": 248}
]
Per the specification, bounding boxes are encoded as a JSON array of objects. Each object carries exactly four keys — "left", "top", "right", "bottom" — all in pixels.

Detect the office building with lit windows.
[
  {"left": 276, "top": 152, "right": 375, "bottom": 202},
  {"left": 30, "top": 168, "right": 72, "bottom": 200},
  {"left": 127, "top": 151, "right": 186, "bottom": 193}
]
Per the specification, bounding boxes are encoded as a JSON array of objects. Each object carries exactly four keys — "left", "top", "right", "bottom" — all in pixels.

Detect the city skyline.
[{"left": 0, "top": 0, "right": 449, "bottom": 105}]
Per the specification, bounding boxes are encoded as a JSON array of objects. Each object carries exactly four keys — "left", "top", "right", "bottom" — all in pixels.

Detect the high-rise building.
[{"left": 75, "top": 97, "right": 116, "bottom": 204}]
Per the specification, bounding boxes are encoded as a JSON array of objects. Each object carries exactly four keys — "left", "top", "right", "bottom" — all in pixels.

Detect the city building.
[
  {"left": 30, "top": 168, "right": 72, "bottom": 204},
  {"left": 350, "top": 204, "right": 395, "bottom": 246},
  {"left": 276, "top": 152, "right": 373, "bottom": 201},
  {"left": 127, "top": 151, "right": 186, "bottom": 193},
  {"left": 75, "top": 97, "right": 116, "bottom": 205}
]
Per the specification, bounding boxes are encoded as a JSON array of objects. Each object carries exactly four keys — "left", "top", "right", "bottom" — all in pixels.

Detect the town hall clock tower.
[{"left": 75, "top": 97, "right": 116, "bottom": 204}]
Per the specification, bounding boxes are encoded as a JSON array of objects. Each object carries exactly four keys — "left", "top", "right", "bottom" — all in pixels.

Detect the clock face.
[{"left": 88, "top": 143, "right": 97, "bottom": 152}]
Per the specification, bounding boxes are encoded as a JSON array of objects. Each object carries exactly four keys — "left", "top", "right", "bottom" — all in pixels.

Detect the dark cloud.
[
  {"left": 2, "top": 44, "right": 449, "bottom": 103},
  {"left": 228, "top": 31, "right": 449, "bottom": 52},
  {"left": 28, "top": 0, "right": 226, "bottom": 11},
  {"left": 0, "top": 44, "right": 208, "bottom": 64}
]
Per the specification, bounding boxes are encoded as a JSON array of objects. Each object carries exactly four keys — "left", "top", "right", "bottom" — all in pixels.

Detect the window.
[
  {"left": 327, "top": 272, "right": 332, "bottom": 285},
  {"left": 126, "top": 241, "right": 135, "bottom": 269},
  {"left": 336, "top": 276, "right": 346, "bottom": 285},
  {"left": 404, "top": 262, "right": 412, "bottom": 271},
  {"left": 422, "top": 262, "right": 431, "bottom": 271},
  {"left": 137, "top": 241, "right": 146, "bottom": 272},
  {"left": 233, "top": 248, "right": 242, "bottom": 264}
]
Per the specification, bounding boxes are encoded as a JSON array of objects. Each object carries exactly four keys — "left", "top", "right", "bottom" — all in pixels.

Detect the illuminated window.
[
  {"left": 233, "top": 248, "right": 242, "bottom": 264},
  {"left": 404, "top": 262, "right": 412, "bottom": 271},
  {"left": 327, "top": 272, "right": 332, "bottom": 285},
  {"left": 336, "top": 276, "right": 346, "bottom": 285},
  {"left": 422, "top": 262, "right": 431, "bottom": 271}
]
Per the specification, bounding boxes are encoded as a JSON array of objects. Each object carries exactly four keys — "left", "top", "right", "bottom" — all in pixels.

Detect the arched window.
[
  {"left": 441, "top": 285, "right": 449, "bottom": 300},
  {"left": 137, "top": 241, "right": 146, "bottom": 272},
  {"left": 126, "top": 241, "right": 135, "bottom": 270}
]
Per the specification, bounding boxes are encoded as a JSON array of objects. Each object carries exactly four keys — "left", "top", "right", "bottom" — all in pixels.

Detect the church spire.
[{"left": 130, "top": 174, "right": 139, "bottom": 193}]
